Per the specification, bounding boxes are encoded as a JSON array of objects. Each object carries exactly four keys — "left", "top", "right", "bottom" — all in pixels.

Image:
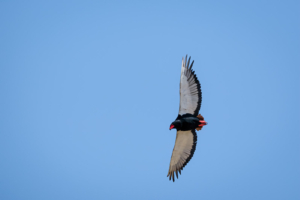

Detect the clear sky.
[{"left": 0, "top": 1, "right": 299, "bottom": 200}]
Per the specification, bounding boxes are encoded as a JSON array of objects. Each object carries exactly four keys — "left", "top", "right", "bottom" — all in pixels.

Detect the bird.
[{"left": 167, "top": 55, "right": 207, "bottom": 182}]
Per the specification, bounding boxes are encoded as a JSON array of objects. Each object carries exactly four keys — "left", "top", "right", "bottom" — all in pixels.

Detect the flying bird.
[{"left": 168, "top": 55, "right": 207, "bottom": 182}]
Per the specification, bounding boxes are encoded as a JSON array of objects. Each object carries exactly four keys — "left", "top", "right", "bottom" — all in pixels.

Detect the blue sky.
[{"left": 0, "top": 1, "right": 299, "bottom": 199}]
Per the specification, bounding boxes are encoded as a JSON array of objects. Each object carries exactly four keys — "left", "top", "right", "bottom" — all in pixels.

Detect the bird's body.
[
  {"left": 167, "top": 55, "right": 207, "bottom": 182},
  {"left": 172, "top": 114, "right": 202, "bottom": 131}
]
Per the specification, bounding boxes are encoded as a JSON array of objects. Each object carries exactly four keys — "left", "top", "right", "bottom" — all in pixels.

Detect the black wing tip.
[
  {"left": 183, "top": 55, "right": 194, "bottom": 70},
  {"left": 167, "top": 169, "right": 181, "bottom": 182},
  {"left": 190, "top": 60, "right": 194, "bottom": 70}
]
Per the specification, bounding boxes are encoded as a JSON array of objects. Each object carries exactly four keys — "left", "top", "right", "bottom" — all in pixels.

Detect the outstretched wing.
[
  {"left": 179, "top": 55, "right": 202, "bottom": 116},
  {"left": 167, "top": 130, "right": 197, "bottom": 182}
]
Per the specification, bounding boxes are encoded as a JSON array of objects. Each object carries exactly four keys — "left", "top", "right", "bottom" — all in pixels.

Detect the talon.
[{"left": 199, "top": 120, "right": 207, "bottom": 126}]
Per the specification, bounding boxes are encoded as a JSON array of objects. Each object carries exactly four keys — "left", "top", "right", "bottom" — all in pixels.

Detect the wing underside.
[
  {"left": 167, "top": 130, "right": 197, "bottom": 182},
  {"left": 179, "top": 56, "right": 202, "bottom": 116}
]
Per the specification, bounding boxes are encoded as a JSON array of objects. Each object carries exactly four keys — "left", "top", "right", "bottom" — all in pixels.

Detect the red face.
[{"left": 169, "top": 124, "right": 175, "bottom": 130}]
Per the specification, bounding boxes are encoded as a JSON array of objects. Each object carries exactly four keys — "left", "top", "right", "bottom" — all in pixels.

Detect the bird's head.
[{"left": 169, "top": 120, "right": 182, "bottom": 130}]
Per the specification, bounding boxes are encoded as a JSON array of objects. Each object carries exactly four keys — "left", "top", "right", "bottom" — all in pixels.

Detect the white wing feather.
[
  {"left": 179, "top": 56, "right": 201, "bottom": 116},
  {"left": 167, "top": 130, "right": 197, "bottom": 182}
]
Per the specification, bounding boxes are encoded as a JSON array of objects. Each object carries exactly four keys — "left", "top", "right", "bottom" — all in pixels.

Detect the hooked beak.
[
  {"left": 169, "top": 125, "right": 175, "bottom": 130},
  {"left": 199, "top": 120, "right": 207, "bottom": 127}
]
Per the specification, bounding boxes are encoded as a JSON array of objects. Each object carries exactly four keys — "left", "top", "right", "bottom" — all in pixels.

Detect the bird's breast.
[{"left": 178, "top": 117, "right": 199, "bottom": 131}]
